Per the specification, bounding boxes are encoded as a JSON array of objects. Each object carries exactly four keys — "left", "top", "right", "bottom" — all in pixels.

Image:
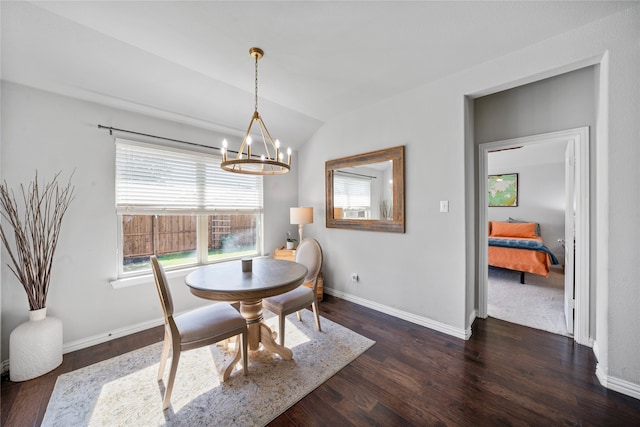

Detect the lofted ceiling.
[{"left": 1, "top": 1, "right": 634, "bottom": 149}]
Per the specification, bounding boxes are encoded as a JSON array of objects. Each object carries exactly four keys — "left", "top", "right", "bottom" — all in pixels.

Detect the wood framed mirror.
[{"left": 326, "top": 145, "right": 404, "bottom": 233}]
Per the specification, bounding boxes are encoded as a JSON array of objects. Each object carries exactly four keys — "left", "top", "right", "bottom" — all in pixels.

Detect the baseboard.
[
  {"left": 592, "top": 339, "right": 600, "bottom": 362},
  {"left": 596, "top": 362, "right": 640, "bottom": 400},
  {"left": 62, "top": 317, "right": 165, "bottom": 354},
  {"left": 606, "top": 375, "right": 640, "bottom": 400},
  {"left": 1, "top": 317, "right": 165, "bottom": 376},
  {"left": 324, "top": 288, "right": 470, "bottom": 340},
  {"left": 468, "top": 309, "right": 478, "bottom": 328}
]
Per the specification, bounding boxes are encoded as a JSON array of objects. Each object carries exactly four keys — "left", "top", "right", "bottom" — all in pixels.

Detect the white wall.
[
  {"left": 0, "top": 83, "right": 298, "bottom": 361},
  {"left": 299, "top": 7, "right": 640, "bottom": 396},
  {"left": 300, "top": 72, "right": 473, "bottom": 336}
]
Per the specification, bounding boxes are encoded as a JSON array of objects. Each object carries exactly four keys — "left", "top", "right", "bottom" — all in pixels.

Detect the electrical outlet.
[{"left": 350, "top": 273, "right": 359, "bottom": 283}]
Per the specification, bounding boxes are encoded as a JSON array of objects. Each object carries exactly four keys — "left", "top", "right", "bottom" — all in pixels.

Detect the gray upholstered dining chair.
[
  {"left": 150, "top": 256, "right": 248, "bottom": 410},
  {"left": 263, "top": 238, "right": 323, "bottom": 346}
]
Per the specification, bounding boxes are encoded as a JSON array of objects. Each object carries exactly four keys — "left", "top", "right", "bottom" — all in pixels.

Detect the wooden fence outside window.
[{"left": 122, "top": 214, "right": 256, "bottom": 261}]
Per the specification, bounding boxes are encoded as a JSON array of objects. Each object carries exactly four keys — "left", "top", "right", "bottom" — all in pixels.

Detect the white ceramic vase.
[
  {"left": 9, "top": 307, "right": 63, "bottom": 382},
  {"left": 286, "top": 241, "right": 295, "bottom": 250}
]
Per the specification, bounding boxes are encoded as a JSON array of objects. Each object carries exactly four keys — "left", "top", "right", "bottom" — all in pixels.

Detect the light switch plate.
[{"left": 440, "top": 200, "right": 449, "bottom": 212}]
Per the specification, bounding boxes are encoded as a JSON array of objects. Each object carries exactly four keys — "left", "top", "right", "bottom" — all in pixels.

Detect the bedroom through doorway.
[
  {"left": 486, "top": 141, "right": 569, "bottom": 336},
  {"left": 478, "top": 127, "right": 590, "bottom": 344}
]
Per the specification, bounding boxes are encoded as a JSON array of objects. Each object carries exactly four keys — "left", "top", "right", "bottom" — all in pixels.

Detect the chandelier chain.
[{"left": 254, "top": 54, "right": 259, "bottom": 113}]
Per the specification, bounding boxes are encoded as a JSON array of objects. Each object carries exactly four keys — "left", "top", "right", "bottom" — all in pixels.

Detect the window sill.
[
  {"left": 109, "top": 254, "right": 263, "bottom": 289},
  {"left": 110, "top": 265, "right": 200, "bottom": 289}
]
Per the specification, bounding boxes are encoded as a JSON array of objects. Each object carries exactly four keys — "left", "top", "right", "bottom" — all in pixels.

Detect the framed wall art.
[{"left": 488, "top": 173, "right": 518, "bottom": 207}]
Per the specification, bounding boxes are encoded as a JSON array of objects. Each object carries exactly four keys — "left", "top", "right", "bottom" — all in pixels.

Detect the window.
[
  {"left": 333, "top": 172, "right": 372, "bottom": 219},
  {"left": 115, "top": 139, "right": 263, "bottom": 276}
]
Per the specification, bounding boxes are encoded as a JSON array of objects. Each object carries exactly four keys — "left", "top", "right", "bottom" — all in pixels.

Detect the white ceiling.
[{"left": 1, "top": 1, "right": 634, "bottom": 149}]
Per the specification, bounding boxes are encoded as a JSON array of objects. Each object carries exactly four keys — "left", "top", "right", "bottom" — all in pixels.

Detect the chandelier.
[{"left": 221, "top": 47, "right": 291, "bottom": 175}]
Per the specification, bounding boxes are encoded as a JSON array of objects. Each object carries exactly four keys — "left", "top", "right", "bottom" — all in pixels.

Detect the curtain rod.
[
  {"left": 97, "top": 124, "right": 241, "bottom": 155},
  {"left": 335, "top": 170, "right": 377, "bottom": 179}
]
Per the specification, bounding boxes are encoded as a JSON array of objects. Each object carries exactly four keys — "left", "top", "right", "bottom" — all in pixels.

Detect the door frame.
[
  {"left": 478, "top": 127, "right": 590, "bottom": 346},
  {"left": 564, "top": 139, "right": 576, "bottom": 335}
]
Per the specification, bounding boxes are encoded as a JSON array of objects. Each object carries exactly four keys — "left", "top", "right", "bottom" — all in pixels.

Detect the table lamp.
[{"left": 290, "top": 207, "right": 313, "bottom": 243}]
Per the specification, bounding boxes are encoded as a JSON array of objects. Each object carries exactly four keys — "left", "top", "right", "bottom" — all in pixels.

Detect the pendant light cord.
[{"left": 254, "top": 53, "right": 259, "bottom": 113}]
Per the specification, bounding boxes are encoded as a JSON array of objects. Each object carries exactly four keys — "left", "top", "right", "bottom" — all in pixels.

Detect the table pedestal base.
[
  {"left": 257, "top": 323, "right": 292, "bottom": 360},
  {"left": 241, "top": 300, "right": 293, "bottom": 361}
]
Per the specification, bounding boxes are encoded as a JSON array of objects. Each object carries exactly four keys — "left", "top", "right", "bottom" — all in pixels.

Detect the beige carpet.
[
  {"left": 488, "top": 266, "right": 569, "bottom": 336},
  {"left": 42, "top": 311, "right": 374, "bottom": 426}
]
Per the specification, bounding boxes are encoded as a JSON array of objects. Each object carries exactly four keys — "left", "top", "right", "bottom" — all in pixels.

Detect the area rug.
[
  {"left": 488, "top": 266, "right": 569, "bottom": 337},
  {"left": 41, "top": 311, "right": 374, "bottom": 426}
]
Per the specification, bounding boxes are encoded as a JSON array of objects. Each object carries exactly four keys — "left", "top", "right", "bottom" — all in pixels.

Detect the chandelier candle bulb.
[
  {"left": 222, "top": 139, "right": 228, "bottom": 161},
  {"left": 287, "top": 147, "right": 292, "bottom": 165}
]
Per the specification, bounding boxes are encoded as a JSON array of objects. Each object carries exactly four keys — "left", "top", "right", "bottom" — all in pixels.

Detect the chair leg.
[
  {"left": 162, "top": 346, "right": 180, "bottom": 410},
  {"left": 296, "top": 310, "right": 302, "bottom": 322},
  {"left": 157, "top": 331, "right": 171, "bottom": 381},
  {"left": 312, "top": 301, "right": 322, "bottom": 332},
  {"left": 220, "top": 335, "right": 242, "bottom": 382},
  {"left": 278, "top": 314, "right": 286, "bottom": 346}
]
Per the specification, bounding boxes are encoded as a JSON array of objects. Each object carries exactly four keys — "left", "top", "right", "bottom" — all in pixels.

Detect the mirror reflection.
[
  {"left": 333, "top": 161, "right": 394, "bottom": 220},
  {"left": 326, "top": 145, "right": 404, "bottom": 233}
]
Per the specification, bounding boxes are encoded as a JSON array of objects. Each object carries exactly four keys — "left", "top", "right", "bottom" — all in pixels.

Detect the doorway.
[
  {"left": 486, "top": 140, "right": 569, "bottom": 336},
  {"left": 478, "top": 127, "right": 590, "bottom": 345}
]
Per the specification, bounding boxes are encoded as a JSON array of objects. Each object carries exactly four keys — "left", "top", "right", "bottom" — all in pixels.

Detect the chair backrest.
[
  {"left": 151, "top": 256, "right": 174, "bottom": 321},
  {"left": 296, "top": 238, "right": 323, "bottom": 286}
]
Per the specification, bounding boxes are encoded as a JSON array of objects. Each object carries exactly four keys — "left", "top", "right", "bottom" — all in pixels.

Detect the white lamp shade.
[{"left": 290, "top": 207, "right": 313, "bottom": 225}]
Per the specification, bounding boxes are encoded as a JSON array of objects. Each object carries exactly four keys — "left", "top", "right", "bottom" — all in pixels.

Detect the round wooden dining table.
[{"left": 185, "top": 257, "right": 307, "bottom": 361}]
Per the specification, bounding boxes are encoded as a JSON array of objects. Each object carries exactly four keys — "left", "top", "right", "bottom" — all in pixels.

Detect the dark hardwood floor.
[{"left": 3, "top": 295, "right": 640, "bottom": 426}]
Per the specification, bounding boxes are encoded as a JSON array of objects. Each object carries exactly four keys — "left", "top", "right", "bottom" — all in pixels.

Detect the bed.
[{"left": 488, "top": 220, "right": 559, "bottom": 284}]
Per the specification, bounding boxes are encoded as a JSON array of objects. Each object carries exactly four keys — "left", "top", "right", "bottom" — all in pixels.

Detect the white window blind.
[
  {"left": 115, "top": 139, "right": 263, "bottom": 214},
  {"left": 334, "top": 173, "right": 371, "bottom": 209}
]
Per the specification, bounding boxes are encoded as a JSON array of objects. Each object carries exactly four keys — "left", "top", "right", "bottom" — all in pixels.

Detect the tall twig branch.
[{"left": 0, "top": 171, "right": 75, "bottom": 310}]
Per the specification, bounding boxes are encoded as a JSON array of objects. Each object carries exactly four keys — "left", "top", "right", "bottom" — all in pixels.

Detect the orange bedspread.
[{"left": 488, "top": 236, "right": 552, "bottom": 277}]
